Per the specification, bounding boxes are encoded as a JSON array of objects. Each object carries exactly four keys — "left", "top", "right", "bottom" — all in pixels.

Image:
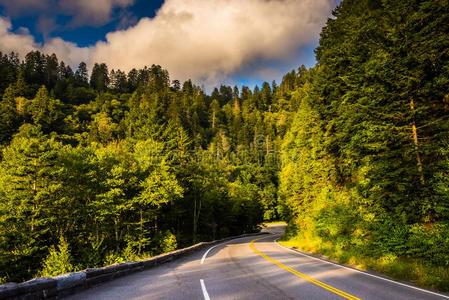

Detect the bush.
[
  {"left": 153, "top": 231, "right": 177, "bottom": 254},
  {"left": 122, "top": 243, "right": 137, "bottom": 261},
  {"left": 39, "top": 237, "right": 73, "bottom": 277},
  {"left": 103, "top": 252, "right": 124, "bottom": 266}
]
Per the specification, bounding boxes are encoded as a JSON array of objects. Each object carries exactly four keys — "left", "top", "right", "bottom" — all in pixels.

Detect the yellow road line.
[{"left": 249, "top": 235, "right": 361, "bottom": 300}]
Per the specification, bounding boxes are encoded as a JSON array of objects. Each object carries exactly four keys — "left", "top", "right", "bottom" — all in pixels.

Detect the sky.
[{"left": 0, "top": 0, "right": 339, "bottom": 89}]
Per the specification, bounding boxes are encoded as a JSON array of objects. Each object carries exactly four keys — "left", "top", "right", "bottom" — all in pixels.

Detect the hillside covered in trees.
[
  {"left": 0, "top": 0, "right": 448, "bottom": 290},
  {"left": 0, "top": 44, "right": 305, "bottom": 282},
  {"left": 280, "top": 0, "right": 449, "bottom": 290}
]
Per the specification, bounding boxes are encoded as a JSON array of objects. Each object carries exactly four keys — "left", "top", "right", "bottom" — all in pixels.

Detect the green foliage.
[
  {"left": 0, "top": 124, "right": 64, "bottom": 281},
  {"left": 4, "top": 1, "right": 446, "bottom": 289},
  {"left": 122, "top": 243, "right": 138, "bottom": 261},
  {"left": 104, "top": 252, "right": 125, "bottom": 266},
  {"left": 154, "top": 231, "right": 177, "bottom": 254},
  {"left": 0, "top": 85, "right": 21, "bottom": 143},
  {"left": 279, "top": 0, "right": 449, "bottom": 291},
  {"left": 0, "top": 48, "right": 296, "bottom": 283},
  {"left": 39, "top": 237, "right": 73, "bottom": 277},
  {"left": 29, "top": 86, "right": 65, "bottom": 133}
]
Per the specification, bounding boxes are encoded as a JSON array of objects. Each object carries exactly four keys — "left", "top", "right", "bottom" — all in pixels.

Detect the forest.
[
  {"left": 0, "top": 0, "right": 448, "bottom": 290},
  {"left": 279, "top": 0, "right": 449, "bottom": 290},
  {"left": 0, "top": 42, "right": 301, "bottom": 282}
]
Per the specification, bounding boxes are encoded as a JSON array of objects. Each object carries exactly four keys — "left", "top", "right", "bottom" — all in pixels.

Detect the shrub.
[{"left": 39, "top": 237, "right": 73, "bottom": 277}]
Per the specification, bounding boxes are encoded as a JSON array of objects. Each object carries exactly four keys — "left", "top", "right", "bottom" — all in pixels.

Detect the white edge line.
[
  {"left": 201, "top": 234, "right": 265, "bottom": 264},
  {"left": 201, "top": 244, "right": 220, "bottom": 264},
  {"left": 200, "top": 279, "right": 211, "bottom": 300},
  {"left": 274, "top": 238, "right": 449, "bottom": 299}
]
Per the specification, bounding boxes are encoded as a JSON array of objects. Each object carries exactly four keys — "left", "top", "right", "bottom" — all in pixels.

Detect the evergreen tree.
[
  {"left": 39, "top": 237, "right": 73, "bottom": 277},
  {"left": 0, "top": 125, "right": 63, "bottom": 281},
  {"left": 74, "top": 62, "right": 89, "bottom": 87},
  {"left": 279, "top": 0, "right": 449, "bottom": 279},
  {"left": 28, "top": 86, "right": 64, "bottom": 134},
  {"left": 0, "top": 85, "right": 21, "bottom": 143},
  {"left": 90, "top": 63, "right": 110, "bottom": 92}
]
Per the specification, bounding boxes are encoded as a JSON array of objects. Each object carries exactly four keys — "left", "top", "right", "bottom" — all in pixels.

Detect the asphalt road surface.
[{"left": 65, "top": 224, "right": 449, "bottom": 300}]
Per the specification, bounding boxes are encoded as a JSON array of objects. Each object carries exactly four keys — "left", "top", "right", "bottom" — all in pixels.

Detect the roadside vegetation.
[
  {"left": 279, "top": 0, "right": 449, "bottom": 292},
  {"left": 0, "top": 47, "right": 295, "bottom": 283},
  {"left": 0, "top": 0, "right": 448, "bottom": 290},
  {"left": 280, "top": 225, "right": 449, "bottom": 291}
]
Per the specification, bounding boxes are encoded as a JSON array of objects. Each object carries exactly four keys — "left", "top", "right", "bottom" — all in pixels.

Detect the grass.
[{"left": 279, "top": 235, "right": 449, "bottom": 292}]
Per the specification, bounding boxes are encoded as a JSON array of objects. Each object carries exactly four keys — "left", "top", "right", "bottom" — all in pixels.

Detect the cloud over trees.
[{"left": 0, "top": 0, "right": 335, "bottom": 84}]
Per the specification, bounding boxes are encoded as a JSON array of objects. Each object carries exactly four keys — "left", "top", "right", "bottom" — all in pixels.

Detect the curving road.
[{"left": 65, "top": 225, "right": 449, "bottom": 300}]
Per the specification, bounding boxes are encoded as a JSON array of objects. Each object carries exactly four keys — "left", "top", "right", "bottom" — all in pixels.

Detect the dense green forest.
[
  {"left": 0, "top": 44, "right": 304, "bottom": 282},
  {"left": 1, "top": 0, "right": 448, "bottom": 290},
  {"left": 280, "top": 0, "right": 449, "bottom": 290}
]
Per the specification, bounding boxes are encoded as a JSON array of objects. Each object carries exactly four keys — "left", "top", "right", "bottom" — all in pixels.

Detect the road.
[{"left": 66, "top": 225, "right": 449, "bottom": 299}]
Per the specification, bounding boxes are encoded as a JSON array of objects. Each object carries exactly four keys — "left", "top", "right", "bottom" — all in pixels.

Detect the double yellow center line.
[{"left": 249, "top": 235, "right": 361, "bottom": 300}]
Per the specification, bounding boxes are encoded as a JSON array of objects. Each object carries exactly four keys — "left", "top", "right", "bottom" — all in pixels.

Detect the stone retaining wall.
[{"left": 0, "top": 232, "right": 266, "bottom": 300}]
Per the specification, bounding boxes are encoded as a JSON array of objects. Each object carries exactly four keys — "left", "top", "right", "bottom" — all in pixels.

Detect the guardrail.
[{"left": 0, "top": 232, "right": 267, "bottom": 300}]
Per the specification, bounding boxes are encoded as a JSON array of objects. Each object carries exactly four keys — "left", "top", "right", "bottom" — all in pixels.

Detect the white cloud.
[
  {"left": 0, "top": 17, "right": 38, "bottom": 55},
  {"left": 42, "top": 38, "right": 92, "bottom": 66},
  {"left": 59, "top": 0, "right": 135, "bottom": 27},
  {"left": 92, "top": 0, "right": 335, "bottom": 84},
  {"left": 0, "top": 0, "right": 336, "bottom": 85},
  {"left": 0, "top": 0, "right": 47, "bottom": 17},
  {"left": 0, "top": 0, "right": 135, "bottom": 28},
  {"left": 0, "top": 17, "right": 91, "bottom": 66}
]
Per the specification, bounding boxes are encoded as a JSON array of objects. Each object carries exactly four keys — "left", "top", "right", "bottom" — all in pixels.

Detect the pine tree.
[
  {"left": 90, "top": 63, "right": 110, "bottom": 92},
  {"left": 74, "top": 62, "right": 89, "bottom": 87},
  {"left": 0, "top": 85, "right": 21, "bottom": 143},
  {"left": 28, "top": 86, "right": 64, "bottom": 134},
  {"left": 39, "top": 237, "right": 73, "bottom": 277},
  {"left": 0, "top": 125, "right": 63, "bottom": 281}
]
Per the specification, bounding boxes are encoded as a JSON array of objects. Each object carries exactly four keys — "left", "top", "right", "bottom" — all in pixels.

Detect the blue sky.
[
  {"left": 0, "top": 1, "right": 164, "bottom": 46},
  {"left": 0, "top": 0, "right": 337, "bottom": 89}
]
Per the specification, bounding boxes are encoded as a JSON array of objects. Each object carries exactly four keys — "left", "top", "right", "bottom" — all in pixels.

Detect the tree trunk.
[
  {"left": 211, "top": 221, "right": 217, "bottom": 240},
  {"left": 114, "top": 217, "right": 119, "bottom": 251},
  {"left": 266, "top": 135, "right": 270, "bottom": 155},
  {"left": 193, "top": 195, "right": 197, "bottom": 243},
  {"left": 154, "top": 214, "right": 158, "bottom": 236},
  {"left": 193, "top": 193, "right": 202, "bottom": 243},
  {"left": 410, "top": 98, "right": 425, "bottom": 184},
  {"left": 139, "top": 209, "right": 143, "bottom": 254},
  {"left": 31, "top": 165, "right": 37, "bottom": 232}
]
